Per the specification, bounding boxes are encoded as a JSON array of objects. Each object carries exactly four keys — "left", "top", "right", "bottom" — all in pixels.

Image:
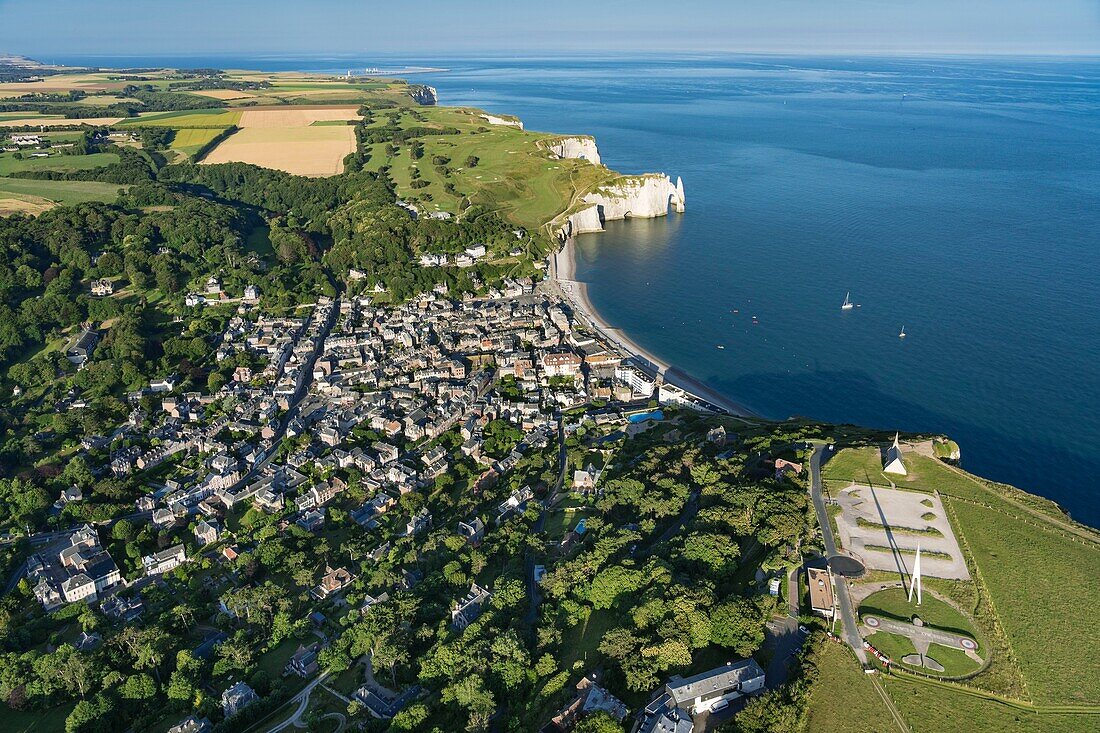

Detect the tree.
[
  {"left": 587, "top": 566, "right": 643, "bottom": 610},
  {"left": 441, "top": 674, "right": 495, "bottom": 732},
  {"left": 111, "top": 519, "right": 136, "bottom": 542},
  {"left": 574, "top": 712, "right": 626, "bottom": 733},
  {"left": 120, "top": 673, "right": 156, "bottom": 700},
  {"left": 710, "top": 597, "right": 765, "bottom": 655}
]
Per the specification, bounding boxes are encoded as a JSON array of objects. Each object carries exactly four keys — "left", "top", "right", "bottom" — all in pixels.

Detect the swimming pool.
[{"left": 627, "top": 410, "right": 664, "bottom": 424}]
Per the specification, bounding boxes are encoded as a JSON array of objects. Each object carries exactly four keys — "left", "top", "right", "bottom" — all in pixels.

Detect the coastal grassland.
[
  {"left": 359, "top": 105, "right": 617, "bottom": 232},
  {"left": 882, "top": 676, "right": 1099, "bottom": 733},
  {"left": 0, "top": 151, "right": 119, "bottom": 176},
  {"left": 0, "top": 178, "right": 124, "bottom": 208},
  {"left": 200, "top": 125, "right": 355, "bottom": 176},
  {"left": 945, "top": 497, "right": 1100, "bottom": 705},
  {"left": 823, "top": 446, "right": 1080, "bottom": 525},
  {"left": 802, "top": 642, "right": 898, "bottom": 733},
  {"left": 859, "top": 588, "right": 978, "bottom": 641}
]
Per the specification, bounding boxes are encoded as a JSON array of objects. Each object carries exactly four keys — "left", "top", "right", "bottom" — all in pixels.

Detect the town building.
[
  {"left": 221, "top": 681, "right": 258, "bottom": 717},
  {"left": 807, "top": 566, "right": 835, "bottom": 619}
]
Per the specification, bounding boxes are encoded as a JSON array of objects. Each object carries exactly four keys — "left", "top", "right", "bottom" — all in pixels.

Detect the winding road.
[{"left": 266, "top": 671, "right": 331, "bottom": 733}]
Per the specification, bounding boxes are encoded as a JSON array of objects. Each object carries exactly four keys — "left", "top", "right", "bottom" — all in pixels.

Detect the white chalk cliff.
[
  {"left": 556, "top": 174, "right": 686, "bottom": 240},
  {"left": 481, "top": 113, "right": 524, "bottom": 129},
  {"left": 543, "top": 136, "right": 601, "bottom": 165},
  {"left": 408, "top": 85, "right": 438, "bottom": 106}
]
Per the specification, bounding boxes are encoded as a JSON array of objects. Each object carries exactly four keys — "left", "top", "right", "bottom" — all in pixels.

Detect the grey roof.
[{"left": 665, "top": 658, "right": 765, "bottom": 704}]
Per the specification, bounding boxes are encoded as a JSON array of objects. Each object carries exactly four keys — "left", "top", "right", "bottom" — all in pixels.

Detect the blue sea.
[{"left": 54, "top": 54, "right": 1100, "bottom": 523}]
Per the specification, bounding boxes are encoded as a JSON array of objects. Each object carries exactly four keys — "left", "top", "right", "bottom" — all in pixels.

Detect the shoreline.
[{"left": 551, "top": 237, "right": 759, "bottom": 419}]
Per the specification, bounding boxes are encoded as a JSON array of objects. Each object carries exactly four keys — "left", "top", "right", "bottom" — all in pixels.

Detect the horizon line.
[{"left": 11, "top": 49, "right": 1100, "bottom": 62}]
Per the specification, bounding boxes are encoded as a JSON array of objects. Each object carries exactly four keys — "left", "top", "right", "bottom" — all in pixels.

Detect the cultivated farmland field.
[
  {"left": 201, "top": 126, "right": 355, "bottom": 176},
  {"left": 122, "top": 109, "right": 242, "bottom": 128},
  {"left": 236, "top": 106, "right": 361, "bottom": 127},
  {"left": 190, "top": 88, "right": 258, "bottom": 100},
  {"left": 169, "top": 128, "right": 225, "bottom": 158}
]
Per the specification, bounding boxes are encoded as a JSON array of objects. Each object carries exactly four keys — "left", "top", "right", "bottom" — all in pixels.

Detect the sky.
[{"left": 1, "top": 0, "right": 1098, "bottom": 58}]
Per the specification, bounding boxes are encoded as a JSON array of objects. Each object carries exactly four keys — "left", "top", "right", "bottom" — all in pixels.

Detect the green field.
[
  {"left": 859, "top": 588, "right": 978, "bottom": 642},
  {"left": 360, "top": 105, "right": 617, "bottom": 233},
  {"left": 0, "top": 178, "right": 124, "bottom": 205},
  {"left": 169, "top": 127, "right": 226, "bottom": 157},
  {"left": 0, "top": 151, "right": 119, "bottom": 176},
  {"left": 119, "top": 109, "right": 242, "bottom": 127},
  {"left": 802, "top": 642, "right": 897, "bottom": 733},
  {"left": 0, "top": 112, "right": 62, "bottom": 121},
  {"left": 948, "top": 499, "right": 1100, "bottom": 704},
  {"left": 883, "top": 676, "right": 1098, "bottom": 733}
]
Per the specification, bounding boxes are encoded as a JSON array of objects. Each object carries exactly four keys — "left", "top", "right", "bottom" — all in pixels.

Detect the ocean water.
[{"left": 53, "top": 54, "right": 1100, "bottom": 523}]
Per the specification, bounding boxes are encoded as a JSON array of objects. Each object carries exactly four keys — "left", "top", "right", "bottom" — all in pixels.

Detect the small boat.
[
  {"left": 716, "top": 345, "right": 725, "bottom": 350},
  {"left": 752, "top": 316, "right": 760, "bottom": 325},
  {"left": 899, "top": 326, "right": 907, "bottom": 339},
  {"left": 733, "top": 309, "right": 739, "bottom": 314},
  {"left": 841, "top": 292, "right": 854, "bottom": 310}
]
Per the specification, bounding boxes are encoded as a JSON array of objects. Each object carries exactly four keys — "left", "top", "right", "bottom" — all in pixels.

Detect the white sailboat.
[
  {"left": 899, "top": 326, "right": 907, "bottom": 339},
  {"left": 841, "top": 291, "right": 854, "bottom": 310}
]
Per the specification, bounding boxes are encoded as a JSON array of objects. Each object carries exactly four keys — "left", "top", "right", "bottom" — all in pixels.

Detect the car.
[
  {"left": 799, "top": 625, "right": 810, "bottom": 635},
  {"left": 709, "top": 699, "right": 730, "bottom": 713}
]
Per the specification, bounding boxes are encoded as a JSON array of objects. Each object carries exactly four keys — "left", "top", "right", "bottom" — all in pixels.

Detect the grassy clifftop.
[{"left": 354, "top": 104, "right": 634, "bottom": 235}]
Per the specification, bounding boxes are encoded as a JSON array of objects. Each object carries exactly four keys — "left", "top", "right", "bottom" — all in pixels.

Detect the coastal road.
[{"left": 810, "top": 445, "right": 868, "bottom": 664}]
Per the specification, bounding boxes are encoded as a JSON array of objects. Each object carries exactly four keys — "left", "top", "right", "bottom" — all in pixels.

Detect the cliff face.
[
  {"left": 407, "top": 85, "right": 438, "bottom": 105},
  {"left": 481, "top": 113, "right": 524, "bottom": 130},
  {"left": 545, "top": 136, "right": 601, "bottom": 165},
  {"left": 557, "top": 174, "right": 686, "bottom": 240}
]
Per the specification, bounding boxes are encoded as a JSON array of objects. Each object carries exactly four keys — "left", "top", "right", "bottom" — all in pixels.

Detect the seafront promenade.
[{"left": 548, "top": 238, "right": 757, "bottom": 418}]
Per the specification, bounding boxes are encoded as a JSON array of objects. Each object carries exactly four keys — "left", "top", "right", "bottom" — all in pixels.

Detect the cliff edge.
[
  {"left": 555, "top": 174, "right": 686, "bottom": 240},
  {"left": 543, "top": 135, "right": 601, "bottom": 166},
  {"left": 408, "top": 85, "right": 438, "bottom": 106}
]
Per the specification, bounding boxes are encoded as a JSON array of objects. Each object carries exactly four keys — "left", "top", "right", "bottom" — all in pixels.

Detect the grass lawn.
[
  {"left": 558, "top": 607, "right": 617, "bottom": 672},
  {"left": 802, "top": 642, "right": 898, "bottom": 733},
  {"left": 859, "top": 588, "right": 978, "bottom": 642},
  {"left": 867, "top": 631, "right": 917, "bottom": 663},
  {"left": 0, "top": 151, "right": 119, "bottom": 176},
  {"left": 255, "top": 637, "right": 303, "bottom": 678},
  {"left": 0, "top": 702, "right": 74, "bottom": 733},
  {"left": 883, "top": 676, "right": 1094, "bottom": 733},
  {"left": 926, "top": 643, "right": 982, "bottom": 677},
  {"left": 947, "top": 498, "right": 1100, "bottom": 705},
  {"left": 0, "top": 177, "right": 124, "bottom": 205}
]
